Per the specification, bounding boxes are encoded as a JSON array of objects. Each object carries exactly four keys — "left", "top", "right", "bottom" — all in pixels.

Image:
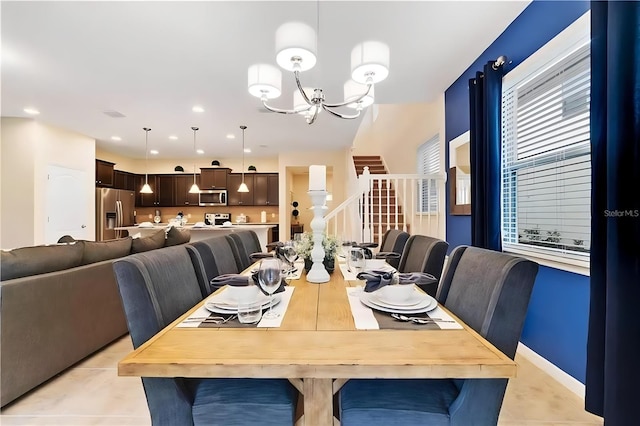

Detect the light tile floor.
[{"left": 1, "top": 335, "right": 604, "bottom": 425}]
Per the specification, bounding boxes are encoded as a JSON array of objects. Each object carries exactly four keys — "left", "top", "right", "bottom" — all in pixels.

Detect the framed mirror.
[{"left": 449, "top": 131, "right": 471, "bottom": 215}]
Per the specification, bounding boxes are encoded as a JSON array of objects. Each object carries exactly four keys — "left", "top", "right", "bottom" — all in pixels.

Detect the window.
[
  {"left": 501, "top": 13, "right": 591, "bottom": 270},
  {"left": 417, "top": 134, "right": 440, "bottom": 213}
]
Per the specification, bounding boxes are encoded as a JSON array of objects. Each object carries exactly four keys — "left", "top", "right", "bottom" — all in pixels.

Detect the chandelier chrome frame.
[{"left": 248, "top": 21, "right": 388, "bottom": 125}]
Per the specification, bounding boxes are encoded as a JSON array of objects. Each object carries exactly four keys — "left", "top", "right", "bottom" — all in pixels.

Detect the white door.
[{"left": 45, "top": 165, "right": 91, "bottom": 243}]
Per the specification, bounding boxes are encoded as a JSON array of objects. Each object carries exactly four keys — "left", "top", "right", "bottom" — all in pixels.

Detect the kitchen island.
[{"left": 115, "top": 223, "right": 277, "bottom": 251}]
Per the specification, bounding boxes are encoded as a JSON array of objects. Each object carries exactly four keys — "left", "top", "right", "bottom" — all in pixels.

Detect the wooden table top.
[{"left": 118, "top": 269, "right": 517, "bottom": 380}]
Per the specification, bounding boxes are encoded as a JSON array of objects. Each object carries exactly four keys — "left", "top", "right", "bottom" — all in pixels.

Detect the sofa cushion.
[
  {"left": 80, "top": 237, "right": 133, "bottom": 265},
  {"left": 57, "top": 235, "right": 76, "bottom": 243},
  {"left": 0, "top": 243, "right": 84, "bottom": 280},
  {"left": 165, "top": 226, "right": 191, "bottom": 247},
  {"left": 131, "top": 230, "right": 166, "bottom": 253}
]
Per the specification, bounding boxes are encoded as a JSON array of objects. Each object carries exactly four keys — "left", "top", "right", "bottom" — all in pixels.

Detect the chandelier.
[{"left": 247, "top": 21, "right": 389, "bottom": 124}]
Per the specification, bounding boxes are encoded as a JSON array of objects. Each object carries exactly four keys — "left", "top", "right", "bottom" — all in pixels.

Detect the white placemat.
[
  {"left": 257, "top": 286, "right": 294, "bottom": 328},
  {"left": 346, "top": 286, "right": 379, "bottom": 330},
  {"left": 339, "top": 263, "right": 359, "bottom": 281}
]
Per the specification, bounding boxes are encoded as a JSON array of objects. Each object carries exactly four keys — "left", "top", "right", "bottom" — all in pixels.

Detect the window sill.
[{"left": 502, "top": 245, "right": 590, "bottom": 277}]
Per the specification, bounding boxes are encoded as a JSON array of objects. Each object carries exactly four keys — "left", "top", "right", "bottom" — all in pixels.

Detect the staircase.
[{"left": 352, "top": 156, "right": 408, "bottom": 242}]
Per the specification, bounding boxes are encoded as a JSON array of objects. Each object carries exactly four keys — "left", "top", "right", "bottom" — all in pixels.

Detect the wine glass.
[
  {"left": 350, "top": 247, "right": 366, "bottom": 275},
  {"left": 282, "top": 240, "right": 297, "bottom": 277},
  {"left": 258, "top": 258, "right": 281, "bottom": 319}
]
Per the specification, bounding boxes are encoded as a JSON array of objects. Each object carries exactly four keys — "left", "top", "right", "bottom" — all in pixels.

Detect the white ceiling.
[{"left": 1, "top": 1, "right": 529, "bottom": 160}]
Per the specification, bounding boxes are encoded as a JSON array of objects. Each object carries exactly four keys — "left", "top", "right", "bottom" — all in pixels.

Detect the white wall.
[{"left": 1, "top": 118, "right": 95, "bottom": 248}]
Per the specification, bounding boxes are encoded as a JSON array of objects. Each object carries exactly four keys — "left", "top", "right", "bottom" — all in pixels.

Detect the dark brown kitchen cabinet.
[
  {"left": 200, "top": 168, "right": 229, "bottom": 189},
  {"left": 134, "top": 174, "right": 174, "bottom": 207},
  {"left": 227, "top": 173, "right": 254, "bottom": 206},
  {"left": 175, "top": 174, "right": 201, "bottom": 206},
  {"left": 114, "top": 170, "right": 136, "bottom": 191},
  {"left": 95, "top": 160, "right": 115, "bottom": 187},
  {"left": 253, "top": 173, "right": 279, "bottom": 206}
]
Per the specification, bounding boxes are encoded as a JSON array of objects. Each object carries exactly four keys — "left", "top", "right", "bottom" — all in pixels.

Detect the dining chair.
[
  {"left": 397, "top": 234, "right": 449, "bottom": 296},
  {"left": 339, "top": 245, "right": 539, "bottom": 426},
  {"left": 226, "top": 230, "right": 273, "bottom": 271},
  {"left": 113, "top": 245, "right": 297, "bottom": 426},
  {"left": 374, "top": 229, "right": 410, "bottom": 269},
  {"left": 186, "top": 236, "right": 240, "bottom": 297}
]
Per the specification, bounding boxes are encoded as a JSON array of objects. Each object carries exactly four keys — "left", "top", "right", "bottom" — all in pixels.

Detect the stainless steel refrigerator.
[{"left": 95, "top": 188, "right": 136, "bottom": 241}]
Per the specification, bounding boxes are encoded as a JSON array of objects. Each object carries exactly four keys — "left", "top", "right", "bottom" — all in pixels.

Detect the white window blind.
[
  {"left": 417, "top": 134, "right": 439, "bottom": 213},
  {"left": 501, "top": 42, "right": 591, "bottom": 265}
]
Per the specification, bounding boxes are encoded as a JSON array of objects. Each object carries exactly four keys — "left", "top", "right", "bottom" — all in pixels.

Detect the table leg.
[{"left": 303, "top": 378, "right": 333, "bottom": 425}]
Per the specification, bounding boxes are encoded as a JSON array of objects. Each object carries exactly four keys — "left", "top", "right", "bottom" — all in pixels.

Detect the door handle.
[{"left": 81, "top": 225, "right": 86, "bottom": 228}]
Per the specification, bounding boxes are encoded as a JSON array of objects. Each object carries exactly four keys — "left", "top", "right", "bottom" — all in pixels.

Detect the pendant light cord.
[
  {"left": 192, "top": 127, "right": 199, "bottom": 184},
  {"left": 240, "top": 125, "right": 247, "bottom": 182},
  {"left": 143, "top": 127, "right": 151, "bottom": 184}
]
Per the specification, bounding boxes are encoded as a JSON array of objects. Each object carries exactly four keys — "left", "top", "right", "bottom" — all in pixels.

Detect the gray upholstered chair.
[
  {"left": 226, "top": 230, "right": 272, "bottom": 271},
  {"left": 339, "top": 246, "right": 539, "bottom": 426},
  {"left": 113, "top": 245, "right": 297, "bottom": 426},
  {"left": 397, "top": 234, "right": 449, "bottom": 296},
  {"left": 186, "top": 236, "right": 240, "bottom": 297},
  {"left": 374, "top": 229, "right": 410, "bottom": 269}
]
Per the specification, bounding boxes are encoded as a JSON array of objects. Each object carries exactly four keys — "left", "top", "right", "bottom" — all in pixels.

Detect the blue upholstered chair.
[
  {"left": 113, "top": 245, "right": 297, "bottom": 426},
  {"left": 186, "top": 236, "right": 240, "bottom": 297},
  {"left": 397, "top": 234, "right": 449, "bottom": 296},
  {"left": 374, "top": 229, "right": 410, "bottom": 269},
  {"left": 339, "top": 245, "right": 539, "bottom": 426}
]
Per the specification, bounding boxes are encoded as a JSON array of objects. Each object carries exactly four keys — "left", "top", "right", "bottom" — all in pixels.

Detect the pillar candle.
[{"left": 308, "top": 165, "right": 326, "bottom": 191}]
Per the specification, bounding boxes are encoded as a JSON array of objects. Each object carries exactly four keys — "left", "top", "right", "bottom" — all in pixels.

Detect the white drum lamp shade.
[
  {"left": 344, "top": 80, "right": 375, "bottom": 109},
  {"left": 275, "top": 22, "right": 317, "bottom": 72},
  {"left": 248, "top": 64, "right": 282, "bottom": 99},
  {"left": 351, "top": 41, "right": 390, "bottom": 84}
]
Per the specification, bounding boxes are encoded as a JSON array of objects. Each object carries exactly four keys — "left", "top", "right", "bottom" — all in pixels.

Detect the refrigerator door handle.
[{"left": 115, "top": 200, "right": 122, "bottom": 239}]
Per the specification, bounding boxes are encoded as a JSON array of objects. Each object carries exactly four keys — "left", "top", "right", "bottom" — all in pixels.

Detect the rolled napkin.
[
  {"left": 356, "top": 270, "right": 437, "bottom": 293},
  {"left": 210, "top": 273, "right": 285, "bottom": 296}
]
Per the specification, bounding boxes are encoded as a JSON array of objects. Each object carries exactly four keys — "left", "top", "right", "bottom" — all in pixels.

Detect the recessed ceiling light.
[
  {"left": 192, "top": 105, "right": 205, "bottom": 113},
  {"left": 111, "top": 136, "right": 122, "bottom": 141},
  {"left": 23, "top": 107, "right": 40, "bottom": 115},
  {"left": 196, "top": 149, "right": 204, "bottom": 154},
  {"left": 244, "top": 148, "right": 252, "bottom": 153},
  {"left": 226, "top": 134, "right": 236, "bottom": 139},
  {"left": 168, "top": 135, "right": 178, "bottom": 140},
  {"left": 150, "top": 150, "right": 159, "bottom": 155}
]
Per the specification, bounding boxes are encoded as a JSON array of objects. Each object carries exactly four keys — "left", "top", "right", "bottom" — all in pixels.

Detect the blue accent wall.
[{"left": 444, "top": 0, "right": 590, "bottom": 383}]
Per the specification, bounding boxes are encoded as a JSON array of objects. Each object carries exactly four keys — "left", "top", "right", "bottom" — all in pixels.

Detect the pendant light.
[
  {"left": 188, "top": 127, "right": 201, "bottom": 193},
  {"left": 140, "top": 127, "right": 153, "bottom": 194},
  {"left": 238, "top": 125, "right": 249, "bottom": 193}
]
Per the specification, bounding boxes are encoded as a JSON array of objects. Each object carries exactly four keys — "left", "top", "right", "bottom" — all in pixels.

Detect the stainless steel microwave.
[{"left": 199, "top": 189, "right": 227, "bottom": 206}]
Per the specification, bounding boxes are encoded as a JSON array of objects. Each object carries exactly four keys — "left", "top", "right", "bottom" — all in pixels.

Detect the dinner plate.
[
  {"left": 374, "top": 290, "right": 425, "bottom": 307},
  {"left": 359, "top": 291, "right": 437, "bottom": 314},
  {"left": 205, "top": 294, "right": 281, "bottom": 314}
]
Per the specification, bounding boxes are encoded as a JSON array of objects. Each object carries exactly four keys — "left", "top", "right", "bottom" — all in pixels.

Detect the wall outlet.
[
  {"left": 271, "top": 213, "right": 275, "bottom": 218},
  {"left": 188, "top": 213, "right": 191, "bottom": 219},
  {"left": 148, "top": 214, "right": 153, "bottom": 219}
]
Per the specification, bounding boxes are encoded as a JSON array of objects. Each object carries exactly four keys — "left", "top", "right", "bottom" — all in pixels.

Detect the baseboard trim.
[{"left": 516, "top": 342, "right": 585, "bottom": 399}]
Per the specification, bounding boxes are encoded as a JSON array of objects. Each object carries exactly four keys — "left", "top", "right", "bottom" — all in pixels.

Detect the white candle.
[{"left": 308, "top": 165, "right": 326, "bottom": 191}]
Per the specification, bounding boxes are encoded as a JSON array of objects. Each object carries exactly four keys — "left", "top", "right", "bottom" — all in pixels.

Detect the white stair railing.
[{"left": 326, "top": 167, "right": 447, "bottom": 247}]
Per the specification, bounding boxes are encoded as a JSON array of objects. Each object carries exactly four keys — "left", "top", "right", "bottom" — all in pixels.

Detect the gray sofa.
[{"left": 0, "top": 227, "right": 191, "bottom": 407}]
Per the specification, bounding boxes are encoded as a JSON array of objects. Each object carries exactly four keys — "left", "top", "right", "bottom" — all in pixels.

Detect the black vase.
[{"left": 304, "top": 258, "right": 335, "bottom": 274}]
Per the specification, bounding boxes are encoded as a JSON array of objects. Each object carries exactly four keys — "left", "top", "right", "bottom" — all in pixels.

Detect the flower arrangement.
[{"left": 295, "top": 232, "right": 338, "bottom": 270}]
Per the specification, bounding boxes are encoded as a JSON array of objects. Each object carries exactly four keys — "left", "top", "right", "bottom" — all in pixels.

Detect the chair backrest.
[
  {"left": 112, "top": 245, "right": 204, "bottom": 425},
  {"left": 436, "top": 245, "right": 539, "bottom": 425},
  {"left": 397, "top": 235, "right": 448, "bottom": 295},
  {"left": 225, "top": 230, "right": 263, "bottom": 271},
  {"left": 379, "top": 229, "right": 410, "bottom": 254},
  {"left": 186, "top": 236, "right": 240, "bottom": 297}
]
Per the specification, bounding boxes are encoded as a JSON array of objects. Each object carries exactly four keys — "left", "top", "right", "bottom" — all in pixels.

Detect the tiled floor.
[{"left": 1, "top": 335, "right": 604, "bottom": 425}]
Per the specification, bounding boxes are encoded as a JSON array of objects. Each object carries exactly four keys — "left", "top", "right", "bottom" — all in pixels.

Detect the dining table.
[{"left": 118, "top": 260, "right": 518, "bottom": 426}]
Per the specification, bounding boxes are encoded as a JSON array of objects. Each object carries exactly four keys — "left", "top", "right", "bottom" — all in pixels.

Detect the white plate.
[
  {"left": 359, "top": 291, "right": 437, "bottom": 314},
  {"left": 205, "top": 294, "right": 281, "bottom": 314},
  {"left": 374, "top": 289, "right": 425, "bottom": 307},
  {"left": 218, "top": 224, "right": 235, "bottom": 228}
]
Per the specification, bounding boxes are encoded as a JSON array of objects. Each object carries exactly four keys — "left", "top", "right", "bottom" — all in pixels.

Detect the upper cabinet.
[
  {"left": 253, "top": 173, "right": 279, "bottom": 206},
  {"left": 227, "top": 173, "right": 254, "bottom": 206},
  {"left": 175, "top": 174, "right": 200, "bottom": 206},
  {"left": 200, "top": 168, "right": 230, "bottom": 189},
  {"left": 113, "top": 170, "right": 136, "bottom": 191},
  {"left": 95, "top": 160, "right": 115, "bottom": 187}
]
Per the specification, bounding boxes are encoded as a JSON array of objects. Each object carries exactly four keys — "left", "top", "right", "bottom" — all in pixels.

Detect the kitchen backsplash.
[{"left": 135, "top": 206, "right": 279, "bottom": 225}]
